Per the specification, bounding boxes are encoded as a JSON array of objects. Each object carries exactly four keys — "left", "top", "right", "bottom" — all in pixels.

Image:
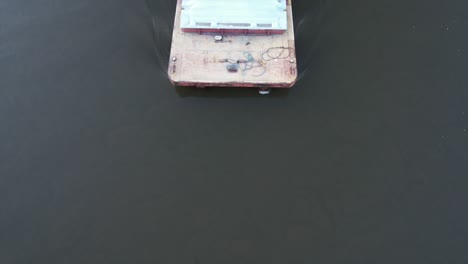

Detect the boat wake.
[
  {"left": 293, "top": 0, "right": 331, "bottom": 83},
  {"left": 145, "top": 0, "right": 331, "bottom": 85},
  {"left": 144, "top": 0, "right": 175, "bottom": 77}
]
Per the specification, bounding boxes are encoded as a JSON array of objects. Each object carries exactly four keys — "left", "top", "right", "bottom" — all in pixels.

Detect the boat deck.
[{"left": 168, "top": 0, "right": 297, "bottom": 88}]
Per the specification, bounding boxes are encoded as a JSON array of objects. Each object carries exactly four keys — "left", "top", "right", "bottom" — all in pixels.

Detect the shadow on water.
[
  {"left": 174, "top": 86, "right": 291, "bottom": 98},
  {"left": 144, "top": 0, "right": 331, "bottom": 98}
]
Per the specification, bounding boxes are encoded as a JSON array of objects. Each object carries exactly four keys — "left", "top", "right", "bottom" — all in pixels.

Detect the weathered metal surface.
[{"left": 168, "top": 0, "right": 297, "bottom": 89}]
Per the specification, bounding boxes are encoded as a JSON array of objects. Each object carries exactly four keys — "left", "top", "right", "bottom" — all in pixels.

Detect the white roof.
[{"left": 180, "top": 0, "right": 288, "bottom": 30}]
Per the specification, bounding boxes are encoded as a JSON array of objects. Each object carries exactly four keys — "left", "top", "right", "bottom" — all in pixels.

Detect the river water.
[{"left": 1, "top": 0, "right": 468, "bottom": 263}]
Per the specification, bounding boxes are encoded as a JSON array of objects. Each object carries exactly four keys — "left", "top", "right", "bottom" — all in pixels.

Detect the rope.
[
  {"left": 261, "top": 46, "right": 294, "bottom": 61},
  {"left": 221, "top": 51, "right": 267, "bottom": 77}
]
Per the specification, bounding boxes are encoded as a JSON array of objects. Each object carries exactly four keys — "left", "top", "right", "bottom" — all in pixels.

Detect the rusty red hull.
[
  {"left": 181, "top": 28, "right": 286, "bottom": 35},
  {"left": 171, "top": 80, "right": 296, "bottom": 89}
]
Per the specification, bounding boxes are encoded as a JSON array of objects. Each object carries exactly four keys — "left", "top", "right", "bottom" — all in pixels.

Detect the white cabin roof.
[{"left": 180, "top": 0, "right": 288, "bottom": 30}]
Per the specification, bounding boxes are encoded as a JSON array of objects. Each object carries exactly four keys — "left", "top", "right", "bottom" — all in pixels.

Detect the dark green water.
[{"left": 1, "top": 0, "right": 468, "bottom": 263}]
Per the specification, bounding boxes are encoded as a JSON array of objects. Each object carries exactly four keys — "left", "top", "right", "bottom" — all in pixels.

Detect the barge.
[{"left": 168, "top": 0, "right": 297, "bottom": 94}]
